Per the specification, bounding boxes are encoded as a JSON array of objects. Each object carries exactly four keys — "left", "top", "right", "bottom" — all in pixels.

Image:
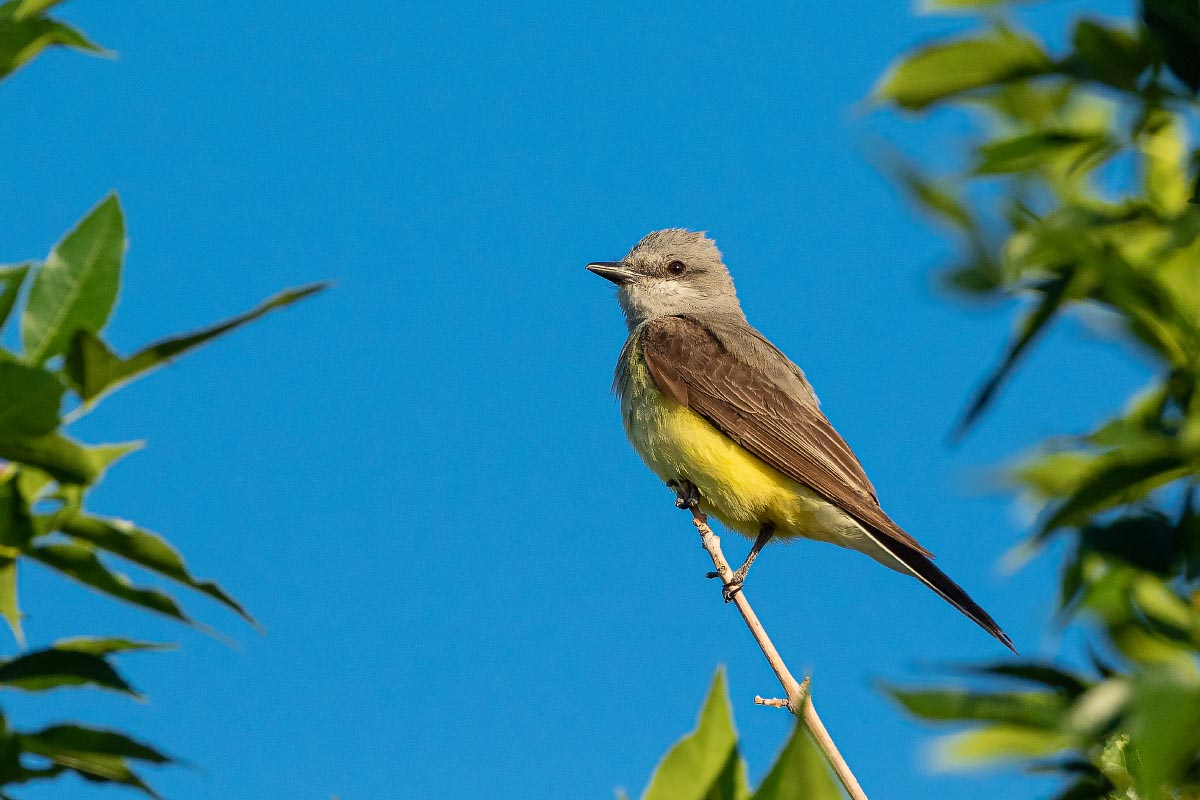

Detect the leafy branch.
[
  {"left": 0, "top": 2, "right": 327, "bottom": 795},
  {"left": 870, "top": 1, "right": 1200, "bottom": 797}
]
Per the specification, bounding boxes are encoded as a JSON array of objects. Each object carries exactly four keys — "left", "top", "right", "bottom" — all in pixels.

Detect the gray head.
[{"left": 587, "top": 229, "right": 745, "bottom": 331}]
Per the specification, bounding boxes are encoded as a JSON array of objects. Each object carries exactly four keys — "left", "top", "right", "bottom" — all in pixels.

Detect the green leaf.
[
  {"left": 22, "top": 723, "right": 169, "bottom": 765},
  {"left": 0, "top": 473, "right": 34, "bottom": 552},
  {"left": 0, "top": 264, "right": 28, "bottom": 332},
  {"left": 953, "top": 270, "right": 1076, "bottom": 440},
  {"left": 53, "top": 637, "right": 172, "bottom": 656},
  {"left": 875, "top": 30, "right": 1053, "bottom": 111},
  {"left": 0, "top": 475, "right": 33, "bottom": 643},
  {"left": 0, "top": 362, "right": 62, "bottom": 435},
  {"left": 28, "top": 541, "right": 192, "bottom": 624},
  {"left": 21, "top": 193, "right": 124, "bottom": 365},
  {"left": 1142, "top": 0, "right": 1200, "bottom": 92},
  {"left": 0, "top": 12, "right": 105, "bottom": 81},
  {"left": 0, "top": 560, "right": 17, "bottom": 645},
  {"left": 641, "top": 669, "right": 748, "bottom": 800},
  {"left": 1069, "top": 19, "right": 1152, "bottom": 90},
  {"left": 18, "top": 724, "right": 169, "bottom": 798},
  {"left": 706, "top": 748, "right": 751, "bottom": 800},
  {"left": 879, "top": 150, "right": 973, "bottom": 230},
  {"left": 937, "top": 725, "right": 1075, "bottom": 766},
  {"left": 975, "top": 131, "right": 1116, "bottom": 176},
  {"left": 0, "top": 431, "right": 99, "bottom": 485},
  {"left": 1138, "top": 110, "right": 1191, "bottom": 215},
  {"left": 1012, "top": 451, "right": 1097, "bottom": 501},
  {"left": 1048, "top": 773, "right": 1114, "bottom": 800},
  {"left": 87, "top": 440, "right": 143, "bottom": 477},
  {"left": 1038, "top": 452, "right": 1190, "bottom": 535},
  {"left": 1126, "top": 664, "right": 1200, "bottom": 794},
  {"left": 751, "top": 722, "right": 842, "bottom": 800},
  {"left": 952, "top": 663, "right": 1090, "bottom": 698},
  {"left": 0, "top": 647, "right": 139, "bottom": 696},
  {"left": 65, "top": 282, "right": 329, "bottom": 404},
  {"left": 919, "top": 0, "right": 1033, "bottom": 10},
  {"left": 5, "top": 0, "right": 67, "bottom": 20},
  {"left": 57, "top": 513, "right": 257, "bottom": 627},
  {"left": 887, "top": 687, "right": 1070, "bottom": 728},
  {"left": 1079, "top": 514, "right": 1181, "bottom": 576}
]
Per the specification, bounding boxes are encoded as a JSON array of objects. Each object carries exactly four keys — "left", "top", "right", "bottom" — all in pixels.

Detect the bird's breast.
[{"left": 618, "top": 340, "right": 855, "bottom": 543}]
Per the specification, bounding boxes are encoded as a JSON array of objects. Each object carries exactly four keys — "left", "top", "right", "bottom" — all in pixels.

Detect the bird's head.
[{"left": 587, "top": 229, "right": 744, "bottom": 331}]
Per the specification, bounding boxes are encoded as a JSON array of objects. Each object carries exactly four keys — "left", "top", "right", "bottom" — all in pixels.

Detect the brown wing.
[{"left": 640, "top": 315, "right": 932, "bottom": 558}]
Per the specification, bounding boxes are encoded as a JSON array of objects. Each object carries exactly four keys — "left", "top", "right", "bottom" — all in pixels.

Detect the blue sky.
[{"left": 2, "top": 1, "right": 1149, "bottom": 798}]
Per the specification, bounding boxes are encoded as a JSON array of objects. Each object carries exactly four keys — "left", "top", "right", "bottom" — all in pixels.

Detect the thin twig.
[{"left": 686, "top": 504, "right": 868, "bottom": 800}]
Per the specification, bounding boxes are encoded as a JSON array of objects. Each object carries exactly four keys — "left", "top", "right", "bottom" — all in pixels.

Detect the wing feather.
[{"left": 640, "top": 315, "right": 933, "bottom": 558}]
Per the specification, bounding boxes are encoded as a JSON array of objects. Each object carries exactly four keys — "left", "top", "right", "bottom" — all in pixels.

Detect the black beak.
[{"left": 586, "top": 262, "right": 636, "bottom": 285}]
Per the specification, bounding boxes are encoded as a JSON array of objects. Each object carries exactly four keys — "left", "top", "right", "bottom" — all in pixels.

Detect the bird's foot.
[
  {"left": 705, "top": 569, "right": 745, "bottom": 603},
  {"left": 669, "top": 479, "right": 700, "bottom": 511}
]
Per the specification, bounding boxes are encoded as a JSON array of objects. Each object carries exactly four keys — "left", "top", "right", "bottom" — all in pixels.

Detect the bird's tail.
[{"left": 867, "top": 530, "right": 1016, "bottom": 653}]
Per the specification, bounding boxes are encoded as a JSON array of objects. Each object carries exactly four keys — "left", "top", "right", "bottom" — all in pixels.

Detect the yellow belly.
[{"left": 621, "top": 346, "right": 860, "bottom": 545}]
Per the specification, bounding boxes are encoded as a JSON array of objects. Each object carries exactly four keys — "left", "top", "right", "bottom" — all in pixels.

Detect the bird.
[{"left": 587, "top": 228, "right": 1014, "bottom": 652}]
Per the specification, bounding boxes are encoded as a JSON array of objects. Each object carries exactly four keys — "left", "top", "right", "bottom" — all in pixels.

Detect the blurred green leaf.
[
  {"left": 920, "top": 0, "right": 1036, "bottom": 11},
  {"left": 1038, "top": 451, "right": 1190, "bottom": 535},
  {"left": 876, "top": 30, "right": 1052, "bottom": 111},
  {"left": 0, "top": 1, "right": 66, "bottom": 24},
  {"left": 1048, "top": 772, "right": 1113, "bottom": 800},
  {"left": 86, "top": 440, "right": 143, "bottom": 478},
  {"left": 1069, "top": 19, "right": 1151, "bottom": 90},
  {"left": 1066, "top": 679, "right": 1132, "bottom": 735},
  {"left": 0, "top": 562, "right": 16, "bottom": 646},
  {"left": 954, "top": 271, "right": 1077, "bottom": 440},
  {"left": 57, "top": 513, "right": 257, "bottom": 627},
  {"left": 1126, "top": 664, "right": 1200, "bottom": 794},
  {"left": 21, "top": 193, "right": 124, "bottom": 365},
  {"left": 0, "top": 265, "right": 28, "bottom": 332},
  {"left": 975, "top": 131, "right": 1116, "bottom": 175},
  {"left": 0, "top": 431, "right": 98, "bottom": 485},
  {"left": 952, "top": 663, "right": 1090, "bottom": 698},
  {"left": 29, "top": 541, "right": 192, "bottom": 625},
  {"left": 1142, "top": 0, "right": 1200, "bottom": 92},
  {"left": 974, "top": 81, "right": 1075, "bottom": 127},
  {"left": 1138, "top": 109, "right": 1192, "bottom": 215},
  {"left": 751, "top": 722, "right": 842, "bottom": 800},
  {"left": 941, "top": 258, "right": 1005, "bottom": 297},
  {"left": 0, "top": 647, "right": 139, "bottom": 696},
  {"left": 938, "top": 725, "right": 1075, "bottom": 765},
  {"left": 1013, "top": 451, "right": 1097, "bottom": 500},
  {"left": 876, "top": 148, "right": 974, "bottom": 230},
  {"left": 641, "top": 669, "right": 749, "bottom": 800},
  {"left": 0, "top": 363, "right": 61, "bottom": 436},
  {"left": 0, "top": 5, "right": 104, "bottom": 81},
  {"left": 65, "top": 282, "right": 329, "bottom": 404},
  {"left": 1078, "top": 514, "right": 1180, "bottom": 576},
  {"left": 887, "top": 686, "right": 1070, "bottom": 728}
]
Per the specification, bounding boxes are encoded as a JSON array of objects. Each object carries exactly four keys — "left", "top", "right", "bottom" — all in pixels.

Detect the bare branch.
[{"left": 686, "top": 504, "right": 868, "bottom": 800}]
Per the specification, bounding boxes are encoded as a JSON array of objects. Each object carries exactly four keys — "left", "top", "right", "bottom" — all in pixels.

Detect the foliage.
[
  {"left": 617, "top": 670, "right": 845, "bottom": 800},
  {"left": 0, "top": 3, "right": 324, "bottom": 795},
  {"left": 873, "top": 0, "right": 1200, "bottom": 798}
]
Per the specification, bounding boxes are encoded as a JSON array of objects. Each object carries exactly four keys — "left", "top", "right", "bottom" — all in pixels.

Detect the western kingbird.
[{"left": 588, "top": 229, "right": 1014, "bottom": 651}]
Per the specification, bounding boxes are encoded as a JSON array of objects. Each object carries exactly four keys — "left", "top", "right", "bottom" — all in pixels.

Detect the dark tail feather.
[{"left": 870, "top": 531, "right": 1017, "bottom": 654}]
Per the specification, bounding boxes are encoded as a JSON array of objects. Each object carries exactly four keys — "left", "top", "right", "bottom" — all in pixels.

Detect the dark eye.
[{"left": 667, "top": 260, "right": 687, "bottom": 276}]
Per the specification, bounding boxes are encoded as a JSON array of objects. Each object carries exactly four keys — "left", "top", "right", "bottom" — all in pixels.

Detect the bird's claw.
[
  {"left": 705, "top": 570, "right": 743, "bottom": 602},
  {"left": 669, "top": 479, "right": 700, "bottom": 511},
  {"left": 720, "top": 579, "right": 743, "bottom": 603}
]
